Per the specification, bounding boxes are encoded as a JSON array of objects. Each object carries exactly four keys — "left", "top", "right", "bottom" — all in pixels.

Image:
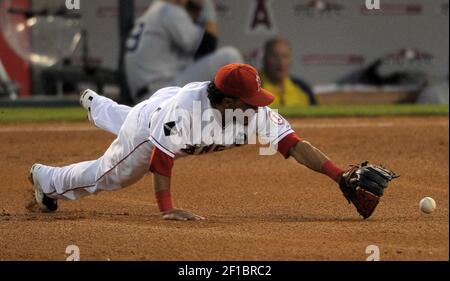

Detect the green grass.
[
  {"left": 0, "top": 104, "right": 448, "bottom": 123},
  {"left": 0, "top": 107, "right": 86, "bottom": 123},
  {"left": 279, "top": 104, "right": 449, "bottom": 118}
]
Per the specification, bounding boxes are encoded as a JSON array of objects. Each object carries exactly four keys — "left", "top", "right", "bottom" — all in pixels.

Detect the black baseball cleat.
[{"left": 28, "top": 164, "right": 58, "bottom": 212}]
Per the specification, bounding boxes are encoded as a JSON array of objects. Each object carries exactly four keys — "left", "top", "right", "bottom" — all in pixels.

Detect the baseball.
[{"left": 419, "top": 197, "right": 436, "bottom": 214}]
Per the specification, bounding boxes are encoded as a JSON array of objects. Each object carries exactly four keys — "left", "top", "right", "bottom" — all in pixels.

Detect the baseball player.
[
  {"left": 125, "top": 0, "right": 242, "bottom": 102},
  {"left": 28, "top": 63, "right": 397, "bottom": 221}
]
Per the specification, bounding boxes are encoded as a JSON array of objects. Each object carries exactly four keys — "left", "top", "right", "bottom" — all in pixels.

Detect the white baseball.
[{"left": 419, "top": 197, "right": 436, "bottom": 214}]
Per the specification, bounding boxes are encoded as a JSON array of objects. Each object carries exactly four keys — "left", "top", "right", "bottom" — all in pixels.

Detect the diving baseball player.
[
  {"left": 28, "top": 64, "right": 397, "bottom": 221},
  {"left": 125, "top": 0, "right": 242, "bottom": 102}
]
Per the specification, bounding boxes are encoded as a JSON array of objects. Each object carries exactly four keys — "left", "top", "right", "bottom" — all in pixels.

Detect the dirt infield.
[{"left": 0, "top": 117, "right": 448, "bottom": 261}]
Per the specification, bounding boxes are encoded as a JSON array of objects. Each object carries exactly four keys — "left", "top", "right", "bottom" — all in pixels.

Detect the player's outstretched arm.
[
  {"left": 153, "top": 172, "right": 205, "bottom": 221},
  {"left": 288, "top": 140, "right": 343, "bottom": 182},
  {"left": 288, "top": 139, "right": 398, "bottom": 219},
  {"left": 288, "top": 140, "right": 330, "bottom": 173}
]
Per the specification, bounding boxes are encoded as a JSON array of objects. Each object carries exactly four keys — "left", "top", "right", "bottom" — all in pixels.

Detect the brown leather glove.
[{"left": 339, "top": 161, "right": 399, "bottom": 219}]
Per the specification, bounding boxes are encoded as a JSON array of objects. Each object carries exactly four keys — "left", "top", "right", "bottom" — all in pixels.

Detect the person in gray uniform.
[{"left": 125, "top": 0, "right": 243, "bottom": 103}]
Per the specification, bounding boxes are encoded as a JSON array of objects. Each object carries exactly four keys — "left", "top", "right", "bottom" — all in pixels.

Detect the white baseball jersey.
[
  {"left": 37, "top": 83, "right": 297, "bottom": 201},
  {"left": 125, "top": 1, "right": 204, "bottom": 95},
  {"left": 146, "top": 81, "right": 295, "bottom": 159}
]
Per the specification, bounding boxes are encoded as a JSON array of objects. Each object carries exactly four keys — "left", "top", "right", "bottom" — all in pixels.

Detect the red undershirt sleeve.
[
  {"left": 149, "top": 147, "right": 174, "bottom": 177},
  {"left": 321, "top": 160, "right": 344, "bottom": 183},
  {"left": 150, "top": 147, "right": 174, "bottom": 212},
  {"left": 277, "top": 133, "right": 302, "bottom": 159}
]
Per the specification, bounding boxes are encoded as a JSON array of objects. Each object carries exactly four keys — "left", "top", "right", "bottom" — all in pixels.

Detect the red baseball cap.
[{"left": 214, "top": 63, "right": 275, "bottom": 107}]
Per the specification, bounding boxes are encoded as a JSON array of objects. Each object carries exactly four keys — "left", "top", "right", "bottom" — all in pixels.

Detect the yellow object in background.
[{"left": 260, "top": 72, "right": 316, "bottom": 108}]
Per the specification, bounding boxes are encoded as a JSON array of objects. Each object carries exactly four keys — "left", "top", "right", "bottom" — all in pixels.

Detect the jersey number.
[{"left": 126, "top": 22, "right": 145, "bottom": 52}]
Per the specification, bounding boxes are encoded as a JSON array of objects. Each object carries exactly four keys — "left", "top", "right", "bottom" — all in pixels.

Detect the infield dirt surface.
[{"left": 0, "top": 116, "right": 448, "bottom": 260}]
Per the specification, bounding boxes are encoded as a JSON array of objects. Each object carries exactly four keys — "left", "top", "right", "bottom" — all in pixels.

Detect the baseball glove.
[{"left": 339, "top": 161, "right": 398, "bottom": 219}]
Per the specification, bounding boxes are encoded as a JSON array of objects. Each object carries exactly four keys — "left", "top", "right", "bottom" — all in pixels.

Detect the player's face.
[
  {"left": 235, "top": 100, "right": 258, "bottom": 112},
  {"left": 222, "top": 98, "right": 257, "bottom": 111},
  {"left": 233, "top": 99, "right": 257, "bottom": 126},
  {"left": 221, "top": 98, "right": 257, "bottom": 125}
]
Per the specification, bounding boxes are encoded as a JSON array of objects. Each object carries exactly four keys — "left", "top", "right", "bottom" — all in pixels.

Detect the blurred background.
[{"left": 0, "top": 0, "right": 448, "bottom": 108}]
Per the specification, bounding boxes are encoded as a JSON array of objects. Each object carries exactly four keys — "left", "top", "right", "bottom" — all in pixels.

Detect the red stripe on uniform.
[{"left": 49, "top": 140, "right": 151, "bottom": 197}]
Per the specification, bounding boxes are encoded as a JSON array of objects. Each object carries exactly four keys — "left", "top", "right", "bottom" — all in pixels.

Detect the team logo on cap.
[{"left": 256, "top": 75, "right": 262, "bottom": 92}]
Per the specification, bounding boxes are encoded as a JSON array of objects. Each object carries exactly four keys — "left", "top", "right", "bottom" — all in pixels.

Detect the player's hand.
[
  {"left": 162, "top": 208, "right": 205, "bottom": 221},
  {"left": 339, "top": 161, "right": 398, "bottom": 219}
]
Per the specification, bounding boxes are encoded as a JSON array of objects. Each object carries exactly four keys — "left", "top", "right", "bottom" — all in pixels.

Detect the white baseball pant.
[{"left": 37, "top": 96, "right": 156, "bottom": 200}]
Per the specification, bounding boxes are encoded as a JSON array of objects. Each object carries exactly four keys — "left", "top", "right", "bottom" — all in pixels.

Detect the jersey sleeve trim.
[
  {"left": 273, "top": 128, "right": 295, "bottom": 145},
  {"left": 150, "top": 135, "right": 176, "bottom": 158}
]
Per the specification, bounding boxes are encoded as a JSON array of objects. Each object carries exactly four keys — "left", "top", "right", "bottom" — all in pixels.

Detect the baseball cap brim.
[{"left": 240, "top": 88, "right": 275, "bottom": 107}]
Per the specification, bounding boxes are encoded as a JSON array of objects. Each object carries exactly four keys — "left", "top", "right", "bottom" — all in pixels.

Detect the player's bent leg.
[
  {"left": 173, "top": 46, "right": 243, "bottom": 86},
  {"left": 32, "top": 160, "right": 105, "bottom": 201},
  {"left": 32, "top": 100, "right": 153, "bottom": 203},
  {"left": 80, "top": 89, "right": 132, "bottom": 136},
  {"left": 36, "top": 142, "right": 153, "bottom": 201}
]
